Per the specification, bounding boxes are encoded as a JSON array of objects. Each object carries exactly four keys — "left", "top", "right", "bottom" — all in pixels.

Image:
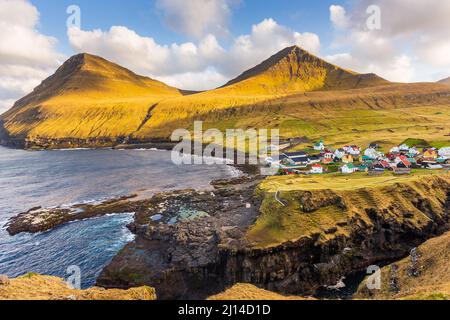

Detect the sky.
[{"left": 1, "top": 0, "right": 450, "bottom": 113}]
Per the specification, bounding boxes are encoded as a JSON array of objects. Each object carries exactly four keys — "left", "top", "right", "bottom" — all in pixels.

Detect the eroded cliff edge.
[{"left": 96, "top": 173, "right": 450, "bottom": 300}]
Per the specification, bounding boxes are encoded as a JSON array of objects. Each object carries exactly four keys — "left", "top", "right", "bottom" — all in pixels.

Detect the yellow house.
[
  {"left": 342, "top": 154, "right": 354, "bottom": 164},
  {"left": 423, "top": 149, "right": 438, "bottom": 159}
]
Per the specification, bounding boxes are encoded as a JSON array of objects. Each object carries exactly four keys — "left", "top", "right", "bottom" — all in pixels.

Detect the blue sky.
[
  {"left": 1, "top": 0, "right": 450, "bottom": 112},
  {"left": 32, "top": 0, "right": 340, "bottom": 56}
]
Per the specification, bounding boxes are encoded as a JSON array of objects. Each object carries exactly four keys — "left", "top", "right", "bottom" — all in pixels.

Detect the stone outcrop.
[
  {"left": 6, "top": 195, "right": 139, "bottom": 236},
  {"left": 355, "top": 231, "right": 450, "bottom": 300}
]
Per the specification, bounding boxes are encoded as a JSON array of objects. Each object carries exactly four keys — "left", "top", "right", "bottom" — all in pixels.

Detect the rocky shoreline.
[
  {"left": 5, "top": 159, "right": 450, "bottom": 300},
  {"left": 96, "top": 175, "right": 450, "bottom": 300}
]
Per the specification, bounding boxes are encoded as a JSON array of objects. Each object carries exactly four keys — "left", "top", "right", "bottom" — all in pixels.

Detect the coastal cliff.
[{"left": 97, "top": 173, "right": 450, "bottom": 299}]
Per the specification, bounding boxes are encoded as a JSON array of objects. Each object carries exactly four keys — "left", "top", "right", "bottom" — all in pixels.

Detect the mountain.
[
  {"left": 438, "top": 77, "right": 450, "bottom": 85},
  {"left": 218, "top": 46, "right": 389, "bottom": 95},
  {"left": 2, "top": 47, "right": 450, "bottom": 149},
  {"left": 133, "top": 47, "right": 450, "bottom": 143},
  {"left": 0, "top": 53, "right": 182, "bottom": 147}
]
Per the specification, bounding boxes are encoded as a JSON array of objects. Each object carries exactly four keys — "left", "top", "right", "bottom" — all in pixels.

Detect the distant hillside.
[
  {"left": 0, "top": 53, "right": 182, "bottom": 147},
  {"left": 438, "top": 77, "right": 450, "bottom": 85}
]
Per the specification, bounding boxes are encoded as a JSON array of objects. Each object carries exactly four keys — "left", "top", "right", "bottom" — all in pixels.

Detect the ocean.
[{"left": 0, "top": 146, "right": 238, "bottom": 288}]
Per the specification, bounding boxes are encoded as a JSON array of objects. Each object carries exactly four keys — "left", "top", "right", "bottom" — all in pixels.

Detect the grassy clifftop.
[
  {"left": 208, "top": 283, "right": 314, "bottom": 300},
  {"left": 248, "top": 172, "right": 450, "bottom": 248},
  {"left": 0, "top": 273, "right": 156, "bottom": 300}
]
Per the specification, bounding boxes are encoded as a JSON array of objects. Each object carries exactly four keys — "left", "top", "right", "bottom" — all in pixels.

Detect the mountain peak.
[
  {"left": 220, "top": 46, "right": 389, "bottom": 95},
  {"left": 7, "top": 53, "right": 181, "bottom": 113}
]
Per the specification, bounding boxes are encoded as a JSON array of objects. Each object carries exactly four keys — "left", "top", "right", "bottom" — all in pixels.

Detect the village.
[{"left": 265, "top": 140, "right": 450, "bottom": 176}]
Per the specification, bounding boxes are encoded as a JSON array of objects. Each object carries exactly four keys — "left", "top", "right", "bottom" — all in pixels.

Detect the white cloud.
[
  {"left": 68, "top": 18, "right": 321, "bottom": 90},
  {"left": 0, "top": 0, "right": 64, "bottom": 114},
  {"left": 155, "top": 0, "right": 235, "bottom": 38},
  {"left": 329, "top": 5, "right": 349, "bottom": 30},
  {"left": 328, "top": 1, "right": 450, "bottom": 82}
]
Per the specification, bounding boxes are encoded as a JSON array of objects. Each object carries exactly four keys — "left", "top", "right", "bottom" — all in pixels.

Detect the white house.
[
  {"left": 341, "top": 163, "right": 358, "bottom": 174},
  {"left": 408, "top": 147, "right": 420, "bottom": 156},
  {"left": 310, "top": 164, "right": 324, "bottom": 174},
  {"left": 343, "top": 145, "right": 361, "bottom": 156},
  {"left": 439, "top": 147, "right": 450, "bottom": 159},
  {"left": 313, "top": 140, "right": 325, "bottom": 151},
  {"left": 334, "top": 149, "right": 346, "bottom": 159},
  {"left": 399, "top": 144, "right": 410, "bottom": 152},
  {"left": 390, "top": 146, "right": 400, "bottom": 154},
  {"left": 364, "top": 148, "right": 383, "bottom": 160}
]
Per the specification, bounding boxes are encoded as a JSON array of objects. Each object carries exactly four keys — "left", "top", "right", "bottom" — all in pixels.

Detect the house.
[
  {"left": 439, "top": 147, "right": 450, "bottom": 159},
  {"left": 386, "top": 153, "right": 397, "bottom": 161},
  {"left": 368, "top": 168, "right": 385, "bottom": 175},
  {"left": 408, "top": 158, "right": 418, "bottom": 167},
  {"left": 423, "top": 148, "right": 438, "bottom": 159},
  {"left": 364, "top": 148, "right": 383, "bottom": 160},
  {"left": 395, "top": 155, "right": 412, "bottom": 168},
  {"left": 342, "top": 154, "right": 354, "bottom": 164},
  {"left": 393, "top": 167, "right": 411, "bottom": 175},
  {"left": 390, "top": 146, "right": 400, "bottom": 154},
  {"left": 408, "top": 147, "right": 420, "bottom": 157},
  {"left": 283, "top": 152, "right": 309, "bottom": 165},
  {"left": 313, "top": 140, "right": 325, "bottom": 151},
  {"left": 310, "top": 164, "right": 324, "bottom": 174},
  {"left": 358, "top": 164, "right": 368, "bottom": 172},
  {"left": 334, "top": 148, "right": 346, "bottom": 159},
  {"left": 341, "top": 163, "right": 358, "bottom": 174},
  {"left": 322, "top": 151, "right": 335, "bottom": 164},
  {"left": 379, "top": 160, "right": 392, "bottom": 169},
  {"left": 343, "top": 145, "right": 361, "bottom": 156},
  {"left": 308, "top": 155, "right": 322, "bottom": 164},
  {"left": 399, "top": 144, "right": 410, "bottom": 152},
  {"left": 426, "top": 164, "right": 443, "bottom": 170}
]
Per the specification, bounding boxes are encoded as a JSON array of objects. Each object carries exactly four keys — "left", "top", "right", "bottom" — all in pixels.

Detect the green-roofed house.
[
  {"left": 341, "top": 163, "right": 357, "bottom": 174},
  {"left": 313, "top": 140, "right": 325, "bottom": 151}
]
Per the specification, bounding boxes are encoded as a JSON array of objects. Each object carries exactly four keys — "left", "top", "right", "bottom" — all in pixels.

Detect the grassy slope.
[
  {"left": 248, "top": 171, "right": 450, "bottom": 248},
  {"left": 0, "top": 273, "right": 156, "bottom": 300},
  {"left": 208, "top": 283, "right": 314, "bottom": 300},
  {"left": 136, "top": 83, "right": 450, "bottom": 150},
  {"left": 438, "top": 77, "right": 450, "bottom": 86},
  {"left": 1, "top": 53, "right": 182, "bottom": 140},
  {"left": 355, "top": 232, "right": 450, "bottom": 300}
]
